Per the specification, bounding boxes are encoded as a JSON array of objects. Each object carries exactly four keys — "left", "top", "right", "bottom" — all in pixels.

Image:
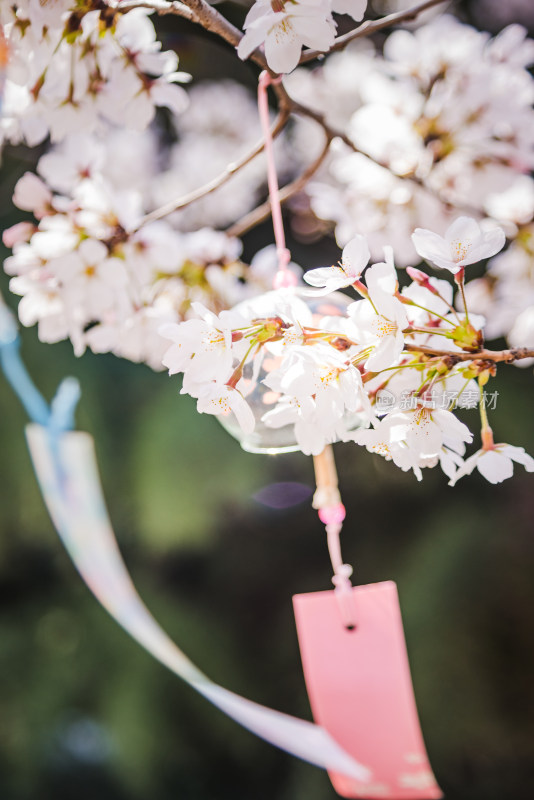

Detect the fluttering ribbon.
[{"left": 0, "top": 296, "right": 371, "bottom": 783}]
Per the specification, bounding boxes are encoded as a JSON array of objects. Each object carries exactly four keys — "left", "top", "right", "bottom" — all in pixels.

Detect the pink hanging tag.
[{"left": 293, "top": 581, "right": 442, "bottom": 799}]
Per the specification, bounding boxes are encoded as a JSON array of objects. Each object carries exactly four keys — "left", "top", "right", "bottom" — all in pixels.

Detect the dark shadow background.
[{"left": 1, "top": 2, "right": 534, "bottom": 799}]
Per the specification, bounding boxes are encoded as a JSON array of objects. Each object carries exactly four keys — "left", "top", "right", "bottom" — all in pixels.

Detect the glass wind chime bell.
[{"left": 217, "top": 288, "right": 365, "bottom": 454}]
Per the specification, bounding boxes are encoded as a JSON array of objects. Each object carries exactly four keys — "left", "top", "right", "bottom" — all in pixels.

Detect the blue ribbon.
[{"left": 0, "top": 298, "right": 80, "bottom": 432}]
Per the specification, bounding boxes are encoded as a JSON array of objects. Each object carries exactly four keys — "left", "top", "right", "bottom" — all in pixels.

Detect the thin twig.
[
  {"left": 179, "top": 0, "right": 255, "bottom": 55},
  {"left": 227, "top": 136, "right": 332, "bottom": 238},
  {"left": 129, "top": 110, "right": 290, "bottom": 232},
  {"left": 112, "top": 0, "right": 464, "bottom": 234},
  {"left": 403, "top": 343, "right": 534, "bottom": 363},
  {"left": 289, "top": 100, "right": 355, "bottom": 150},
  {"left": 113, "top": 0, "right": 293, "bottom": 233},
  {"left": 299, "top": 0, "right": 450, "bottom": 65},
  {"left": 115, "top": 0, "right": 264, "bottom": 64},
  {"left": 289, "top": 99, "right": 484, "bottom": 221},
  {"left": 114, "top": 0, "right": 193, "bottom": 19}
]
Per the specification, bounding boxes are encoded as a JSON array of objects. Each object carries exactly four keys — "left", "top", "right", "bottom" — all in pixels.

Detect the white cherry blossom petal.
[
  {"left": 412, "top": 216, "right": 506, "bottom": 273},
  {"left": 476, "top": 449, "right": 515, "bottom": 483}
]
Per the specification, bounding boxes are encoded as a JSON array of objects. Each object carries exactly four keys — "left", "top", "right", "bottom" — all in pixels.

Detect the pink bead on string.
[
  {"left": 257, "top": 71, "right": 298, "bottom": 290},
  {"left": 318, "top": 502, "right": 346, "bottom": 527}
]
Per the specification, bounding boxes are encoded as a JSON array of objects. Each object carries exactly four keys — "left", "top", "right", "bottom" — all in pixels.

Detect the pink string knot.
[
  {"left": 332, "top": 563, "right": 353, "bottom": 587},
  {"left": 277, "top": 247, "right": 291, "bottom": 268},
  {"left": 259, "top": 71, "right": 283, "bottom": 89}
]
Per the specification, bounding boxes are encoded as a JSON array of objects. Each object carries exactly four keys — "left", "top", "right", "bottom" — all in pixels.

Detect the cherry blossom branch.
[
  {"left": 176, "top": 0, "right": 260, "bottom": 57},
  {"left": 115, "top": 0, "right": 193, "bottom": 19},
  {"left": 130, "top": 109, "right": 290, "bottom": 232},
  {"left": 115, "top": 0, "right": 269, "bottom": 68},
  {"left": 226, "top": 135, "right": 332, "bottom": 238},
  {"left": 114, "top": 0, "right": 297, "bottom": 232},
  {"left": 114, "top": 0, "right": 461, "bottom": 235},
  {"left": 403, "top": 344, "right": 534, "bottom": 364},
  {"left": 299, "top": 0, "right": 451, "bottom": 65}
]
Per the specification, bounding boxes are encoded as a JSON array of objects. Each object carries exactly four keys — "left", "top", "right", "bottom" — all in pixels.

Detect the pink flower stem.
[{"left": 257, "top": 72, "right": 297, "bottom": 289}]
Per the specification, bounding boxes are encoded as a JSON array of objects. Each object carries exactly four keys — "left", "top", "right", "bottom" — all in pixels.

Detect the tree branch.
[
  {"left": 299, "top": 0, "right": 450, "bottom": 65},
  {"left": 114, "top": 0, "right": 194, "bottom": 19},
  {"left": 113, "top": 0, "right": 462, "bottom": 235},
  {"left": 226, "top": 135, "right": 332, "bottom": 238},
  {"left": 178, "top": 0, "right": 249, "bottom": 53},
  {"left": 130, "top": 109, "right": 290, "bottom": 232},
  {"left": 403, "top": 343, "right": 534, "bottom": 364}
]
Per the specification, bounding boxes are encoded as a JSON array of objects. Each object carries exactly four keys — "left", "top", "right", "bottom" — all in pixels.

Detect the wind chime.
[{"left": 0, "top": 67, "right": 442, "bottom": 799}]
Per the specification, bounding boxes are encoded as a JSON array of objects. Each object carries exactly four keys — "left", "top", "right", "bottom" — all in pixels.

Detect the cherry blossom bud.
[
  {"left": 406, "top": 266, "right": 439, "bottom": 294},
  {"left": 13, "top": 173, "right": 53, "bottom": 219},
  {"left": 2, "top": 222, "right": 36, "bottom": 248}
]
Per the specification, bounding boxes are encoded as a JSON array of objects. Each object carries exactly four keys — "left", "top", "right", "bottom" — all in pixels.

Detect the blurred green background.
[{"left": 1, "top": 3, "right": 534, "bottom": 799}]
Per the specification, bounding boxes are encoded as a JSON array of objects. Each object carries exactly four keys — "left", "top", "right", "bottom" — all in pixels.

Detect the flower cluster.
[
  {"left": 1, "top": 3, "right": 533, "bottom": 489},
  {"left": 1, "top": 64, "right": 301, "bottom": 369},
  {"left": 161, "top": 218, "right": 534, "bottom": 484},
  {"left": 0, "top": 2, "right": 188, "bottom": 147},
  {"left": 287, "top": 15, "right": 534, "bottom": 264},
  {"left": 283, "top": 14, "right": 534, "bottom": 364},
  {"left": 3, "top": 124, "right": 294, "bottom": 368},
  {"left": 238, "top": 0, "right": 368, "bottom": 74}
]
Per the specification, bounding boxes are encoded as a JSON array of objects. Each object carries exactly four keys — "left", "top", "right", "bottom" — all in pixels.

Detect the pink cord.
[
  {"left": 318, "top": 503, "right": 355, "bottom": 629},
  {"left": 257, "top": 72, "right": 297, "bottom": 289}
]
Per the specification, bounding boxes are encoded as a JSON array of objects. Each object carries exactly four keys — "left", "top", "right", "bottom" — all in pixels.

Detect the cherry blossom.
[
  {"left": 238, "top": 0, "right": 337, "bottom": 74},
  {"left": 303, "top": 234, "right": 370, "bottom": 293},
  {"left": 263, "top": 344, "right": 368, "bottom": 420},
  {"left": 49, "top": 238, "right": 128, "bottom": 323},
  {"left": 348, "top": 259, "right": 408, "bottom": 372},
  {"left": 261, "top": 391, "right": 357, "bottom": 457},
  {"left": 261, "top": 395, "right": 323, "bottom": 456},
  {"left": 160, "top": 303, "right": 246, "bottom": 384},
  {"left": 350, "top": 418, "right": 425, "bottom": 481},
  {"left": 237, "top": 0, "right": 370, "bottom": 76},
  {"left": 12, "top": 173, "right": 53, "bottom": 218},
  {"left": 449, "top": 444, "right": 534, "bottom": 485},
  {"left": 384, "top": 405, "right": 473, "bottom": 459},
  {"left": 0, "top": 4, "right": 189, "bottom": 147},
  {"left": 508, "top": 307, "right": 534, "bottom": 366},
  {"left": 411, "top": 217, "right": 506, "bottom": 274},
  {"left": 195, "top": 383, "right": 255, "bottom": 435}
]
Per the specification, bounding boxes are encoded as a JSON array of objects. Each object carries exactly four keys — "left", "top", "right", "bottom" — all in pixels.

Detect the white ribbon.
[{"left": 25, "top": 423, "right": 371, "bottom": 783}]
